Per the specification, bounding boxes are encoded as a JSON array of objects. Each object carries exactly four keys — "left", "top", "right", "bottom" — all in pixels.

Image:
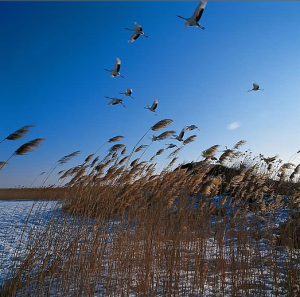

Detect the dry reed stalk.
[
  {"left": 202, "top": 145, "right": 219, "bottom": 160},
  {"left": 14, "top": 138, "right": 45, "bottom": 156},
  {"left": 119, "top": 156, "right": 129, "bottom": 165},
  {"left": 58, "top": 151, "right": 81, "bottom": 165},
  {"left": 151, "top": 119, "right": 174, "bottom": 131},
  {"left": 233, "top": 140, "right": 246, "bottom": 150},
  {"left": 84, "top": 154, "right": 94, "bottom": 163},
  {"left": 0, "top": 124, "right": 35, "bottom": 144},
  {"left": 218, "top": 149, "right": 234, "bottom": 164},
  {"left": 155, "top": 149, "right": 164, "bottom": 156},
  {"left": 134, "top": 145, "right": 148, "bottom": 153},
  {"left": 0, "top": 161, "right": 8, "bottom": 171},
  {"left": 263, "top": 155, "right": 278, "bottom": 164},
  {"left": 90, "top": 156, "right": 100, "bottom": 167},
  {"left": 130, "top": 158, "right": 139, "bottom": 167},
  {"left": 183, "top": 135, "right": 197, "bottom": 145},
  {"left": 108, "top": 135, "right": 124, "bottom": 143},
  {"left": 0, "top": 138, "right": 45, "bottom": 171},
  {"left": 156, "top": 130, "right": 177, "bottom": 141},
  {"left": 109, "top": 144, "right": 125, "bottom": 153},
  {"left": 167, "top": 147, "right": 182, "bottom": 159}
]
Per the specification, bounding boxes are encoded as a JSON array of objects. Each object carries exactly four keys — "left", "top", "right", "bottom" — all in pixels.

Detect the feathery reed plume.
[
  {"left": 219, "top": 149, "right": 234, "bottom": 164},
  {"left": 58, "top": 151, "right": 81, "bottom": 165},
  {"left": 202, "top": 145, "right": 219, "bottom": 160},
  {"left": 0, "top": 161, "right": 8, "bottom": 171},
  {"left": 151, "top": 119, "right": 173, "bottom": 131},
  {"left": 130, "top": 158, "right": 139, "bottom": 167},
  {"left": 135, "top": 145, "right": 148, "bottom": 153},
  {"left": 67, "top": 166, "right": 87, "bottom": 186},
  {"left": 0, "top": 124, "right": 35, "bottom": 144},
  {"left": 85, "top": 154, "right": 94, "bottom": 163},
  {"left": 109, "top": 144, "right": 125, "bottom": 153},
  {"left": 183, "top": 135, "right": 197, "bottom": 145},
  {"left": 41, "top": 150, "right": 80, "bottom": 187},
  {"left": 108, "top": 135, "right": 124, "bottom": 143},
  {"left": 294, "top": 164, "right": 300, "bottom": 174},
  {"left": 201, "top": 176, "right": 222, "bottom": 197},
  {"left": 121, "top": 147, "right": 127, "bottom": 155},
  {"left": 231, "top": 172, "right": 245, "bottom": 186},
  {"left": 280, "top": 163, "right": 295, "bottom": 170},
  {"left": 119, "top": 156, "right": 129, "bottom": 165},
  {"left": 169, "top": 157, "right": 178, "bottom": 167},
  {"left": 156, "top": 130, "right": 177, "bottom": 141},
  {"left": 0, "top": 138, "right": 45, "bottom": 171},
  {"left": 126, "top": 120, "right": 172, "bottom": 167},
  {"left": 14, "top": 138, "right": 45, "bottom": 156},
  {"left": 168, "top": 147, "right": 182, "bottom": 158},
  {"left": 263, "top": 155, "right": 278, "bottom": 164},
  {"left": 152, "top": 135, "right": 161, "bottom": 142},
  {"left": 90, "top": 156, "right": 99, "bottom": 167},
  {"left": 149, "top": 155, "right": 156, "bottom": 162},
  {"left": 58, "top": 170, "right": 65, "bottom": 175},
  {"left": 233, "top": 140, "right": 246, "bottom": 150},
  {"left": 156, "top": 149, "right": 165, "bottom": 156}
]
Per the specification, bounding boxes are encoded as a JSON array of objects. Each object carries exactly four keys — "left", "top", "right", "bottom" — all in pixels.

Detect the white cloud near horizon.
[{"left": 227, "top": 121, "right": 241, "bottom": 130}]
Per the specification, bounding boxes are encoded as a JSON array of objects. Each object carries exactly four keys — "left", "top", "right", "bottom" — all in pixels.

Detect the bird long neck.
[{"left": 177, "top": 15, "right": 187, "bottom": 20}]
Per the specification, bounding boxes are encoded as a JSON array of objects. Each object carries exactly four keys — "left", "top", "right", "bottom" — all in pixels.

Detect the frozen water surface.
[{"left": 0, "top": 200, "right": 59, "bottom": 286}]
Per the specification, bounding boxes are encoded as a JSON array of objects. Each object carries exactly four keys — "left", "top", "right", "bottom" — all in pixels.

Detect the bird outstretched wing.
[
  {"left": 134, "top": 22, "right": 142, "bottom": 31},
  {"left": 151, "top": 99, "right": 158, "bottom": 110},
  {"left": 192, "top": 0, "right": 207, "bottom": 22},
  {"left": 179, "top": 128, "right": 185, "bottom": 139},
  {"left": 129, "top": 32, "right": 140, "bottom": 43},
  {"left": 114, "top": 57, "right": 121, "bottom": 72}
]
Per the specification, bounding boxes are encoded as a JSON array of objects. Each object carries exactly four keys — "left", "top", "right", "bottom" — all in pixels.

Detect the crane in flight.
[
  {"left": 172, "top": 128, "right": 186, "bottom": 142},
  {"left": 144, "top": 99, "right": 158, "bottom": 114},
  {"left": 119, "top": 89, "right": 133, "bottom": 98},
  {"left": 125, "top": 22, "right": 148, "bottom": 43},
  {"left": 247, "top": 83, "right": 264, "bottom": 92},
  {"left": 104, "top": 57, "right": 124, "bottom": 78},
  {"left": 176, "top": 0, "right": 207, "bottom": 29},
  {"left": 105, "top": 96, "right": 125, "bottom": 107},
  {"left": 186, "top": 124, "right": 200, "bottom": 131}
]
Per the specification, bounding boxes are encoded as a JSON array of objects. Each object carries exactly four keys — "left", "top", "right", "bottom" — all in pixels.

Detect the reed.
[{"left": 1, "top": 125, "right": 300, "bottom": 297}]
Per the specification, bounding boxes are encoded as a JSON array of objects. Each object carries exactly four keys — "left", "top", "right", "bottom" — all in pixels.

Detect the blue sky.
[{"left": 1, "top": 1, "right": 300, "bottom": 187}]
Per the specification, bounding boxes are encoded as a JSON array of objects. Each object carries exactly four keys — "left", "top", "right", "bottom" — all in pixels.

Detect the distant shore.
[{"left": 0, "top": 188, "right": 67, "bottom": 201}]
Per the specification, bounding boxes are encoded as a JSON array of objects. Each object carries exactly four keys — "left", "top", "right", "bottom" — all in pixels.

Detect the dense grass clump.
[{"left": 1, "top": 124, "right": 300, "bottom": 296}]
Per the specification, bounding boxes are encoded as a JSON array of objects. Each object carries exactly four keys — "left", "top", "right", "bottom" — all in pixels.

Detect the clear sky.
[{"left": 1, "top": 1, "right": 300, "bottom": 188}]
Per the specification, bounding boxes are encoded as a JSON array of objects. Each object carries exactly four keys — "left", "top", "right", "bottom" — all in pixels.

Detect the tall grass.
[{"left": 0, "top": 123, "right": 300, "bottom": 296}]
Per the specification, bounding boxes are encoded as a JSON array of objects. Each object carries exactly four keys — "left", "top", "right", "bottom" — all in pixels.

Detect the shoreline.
[{"left": 0, "top": 188, "right": 67, "bottom": 201}]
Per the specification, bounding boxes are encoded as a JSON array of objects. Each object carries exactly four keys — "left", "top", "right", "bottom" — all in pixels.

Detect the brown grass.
[
  {"left": 0, "top": 131, "right": 300, "bottom": 296},
  {"left": 0, "top": 188, "right": 68, "bottom": 201}
]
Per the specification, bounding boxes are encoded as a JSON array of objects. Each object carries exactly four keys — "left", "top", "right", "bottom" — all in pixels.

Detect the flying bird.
[
  {"left": 144, "top": 99, "right": 158, "bottom": 114},
  {"left": 172, "top": 128, "right": 186, "bottom": 142},
  {"left": 104, "top": 57, "right": 124, "bottom": 78},
  {"left": 186, "top": 124, "right": 200, "bottom": 131},
  {"left": 125, "top": 22, "right": 148, "bottom": 43},
  {"left": 166, "top": 143, "right": 178, "bottom": 149},
  {"left": 176, "top": 0, "right": 207, "bottom": 29},
  {"left": 119, "top": 89, "right": 133, "bottom": 98},
  {"left": 105, "top": 96, "right": 125, "bottom": 107},
  {"left": 247, "top": 83, "right": 264, "bottom": 92}
]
